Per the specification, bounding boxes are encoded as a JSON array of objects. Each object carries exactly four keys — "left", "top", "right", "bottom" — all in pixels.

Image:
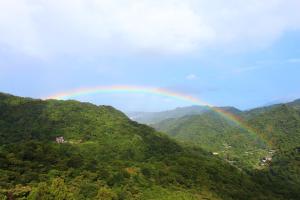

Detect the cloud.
[
  {"left": 0, "top": 0, "right": 300, "bottom": 57},
  {"left": 186, "top": 74, "right": 198, "bottom": 80}
]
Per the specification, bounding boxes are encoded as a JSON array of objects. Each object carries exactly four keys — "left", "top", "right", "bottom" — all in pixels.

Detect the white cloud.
[
  {"left": 0, "top": 0, "right": 42, "bottom": 56},
  {"left": 0, "top": 0, "right": 300, "bottom": 57},
  {"left": 186, "top": 74, "right": 198, "bottom": 80}
]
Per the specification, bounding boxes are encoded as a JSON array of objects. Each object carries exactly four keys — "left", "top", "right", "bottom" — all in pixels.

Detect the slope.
[
  {"left": 154, "top": 101, "right": 300, "bottom": 199},
  {"left": 127, "top": 105, "right": 210, "bottom": 124},
  {"left": 127, "top": 105, "right": 242, "bottom": 125},
  {"left": 153, "top": 111, "right": 268, "bottom": 168},
  {"left": 0, "top": 92, "right": 280, "bottom": 200}
]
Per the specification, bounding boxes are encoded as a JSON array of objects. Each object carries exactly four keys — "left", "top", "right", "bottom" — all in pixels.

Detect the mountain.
[
  {"left": 253, "top": 147, "right": 300, "bottom": 199},
  {"left": 242, "top": 98, "right": 300, "bottom": 118},
  {"left": 0, "top": 92, "right": 283, "bottom": 200},
  {"left": 288, "top": 98, "right": 300, "bottom": 110},
  {"left": 216, "top": 106, "right": 243, "bottom": 115},
  {"left": 127, "top": 105, "right": 210, "bottom": 124},
  {"left": 153, "top": 111, "right": 268, "bottom": 168},
  {"left": 246, "top": 104, "right": 300, "bottom": 151},
  {"left": 154, "top": 101, "right": 300, "bottom": 167},
  {"left": 127, "top": 105, "right": 242, "bottom": 124},
  {"left": 154, "top": 100, "right": 300, "bottom": 199}
]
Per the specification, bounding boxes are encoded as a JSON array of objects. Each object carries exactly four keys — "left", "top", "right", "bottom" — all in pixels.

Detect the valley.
[{"left": 0, "top": 92, "right": 299, "bottom": 199}]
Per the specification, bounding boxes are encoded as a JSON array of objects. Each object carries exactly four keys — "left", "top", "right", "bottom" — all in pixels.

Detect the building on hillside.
[
  {"left": 261, "top": 156, "right": 272, "bottom": 163},
  {"left": 56, "top": 136, "right": 65, "bottom": 144}
]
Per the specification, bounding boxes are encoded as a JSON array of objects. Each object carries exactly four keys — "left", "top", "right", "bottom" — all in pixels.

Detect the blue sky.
[{"left": 1, "top": 0, "right": 300, "bottom": 112}]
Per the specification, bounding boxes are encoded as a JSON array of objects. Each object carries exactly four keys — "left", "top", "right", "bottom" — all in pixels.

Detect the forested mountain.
[
  {"left": 242, "top": 98, "right": 300, "bottom": 118},
  {"left": 154, "top": 100, "right": 300, "bottom": 165},
  {"left": 154, "top": 100, "right": 300, "bottom": 199},
  {"left": 127, "top": 105, "right": 242, "bottom": 124},
  {"left": 287, "top": 99, "right": 300, "bottom": 110},
  {"left": 153, "top": 111, "right": 268, "bottom": 168},
  {"left": 127, "top": 105, "right": 210, "bottom": 124},
  {"left": 1, "top": 92, "right": 300, "bottom": 199},
  {"left": 246, "top": 104, "right": 300, "bottom": 150},
  {"left": 247, "top": 103, "right": 300, "bottom": 199},
  {"left": 253, "top": 147, "right": 300, "bottom": 199},
  {"left": 0, "top": 92, "right": 283, "bottom": 200},
  {"left": 129, "top": 99, "right": 300, "bottom": 127}
]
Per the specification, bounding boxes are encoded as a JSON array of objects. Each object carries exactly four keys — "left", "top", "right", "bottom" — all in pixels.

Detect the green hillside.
[
  {"left": 288, "top": 99, "right": 300, "bottom": 110},
  {"left": 246, "top": 104, "right": 300, "bottom": 151},
  {"left": 153, "top": 111, "right": 268, "bottom": 168},
  {"left": 127, "top": 105, "right": 210, "bottom": 124},
  {"left": 246, "top": 104, "right": 300, "bottom": 198},
  {"left": 154, "top": 102, "right": 300, "bottom": 167},
  {"left": 252, "top": 147, "right": 300, "bottom": 199},
  {"left": 127, "top": 106, "right": 243, "bottom": 125},
  {"left": 0, "top": 92, "right": 282, "bottom": 200},
  {"left": 154, "top": 101, "right": 300, "bottom": 198}
]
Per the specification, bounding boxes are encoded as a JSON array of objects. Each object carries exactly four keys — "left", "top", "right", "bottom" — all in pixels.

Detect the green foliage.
[
  {"left": 246, "top": 105, "right": 300, "bottom": 151},
  {"left": 127, "top": 105, "right": 242, "bottom": 125},
  {"left": 96, "top": 187, "right": 116, "bottom": 200},
  {"left": 127, "top": 105, "right": 210, "bottom": 124},
  {"left": 0, "top": 93, "right": 299, "bottom": 199},
  {"left": 153, "top": 111, "right": 268, "bottom": 168},
  {"left": 154, "top": 101, "right": 300, "bottom": 199},
  {"left": 252, "top": 147, "right": 300, "bottom": 199},
  {"left": 27, "top": 178, "right": 75, "bottom": 200}
]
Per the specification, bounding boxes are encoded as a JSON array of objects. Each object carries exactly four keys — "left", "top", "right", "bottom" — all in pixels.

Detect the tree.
[
  {"left": 96, "top": 187, "right": 116, "bottom": 200},
  {"left": 28, "top": 178, "right": 75, "bottom": 200}
]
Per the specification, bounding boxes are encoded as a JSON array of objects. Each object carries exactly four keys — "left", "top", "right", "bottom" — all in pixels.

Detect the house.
[
  {"left": 56, "top": 136, "right": 65, "bottom": 144},
  {"left": 266, "top": 157, "right": 272, "bottom": 161},
  {"left": 261, "top": 156, "right": 272, "bottom": 163}
]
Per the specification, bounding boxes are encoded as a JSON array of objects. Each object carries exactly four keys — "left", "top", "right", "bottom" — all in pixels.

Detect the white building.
[{"left": 56, "top": 136, "right": 65, "bottom": 144}]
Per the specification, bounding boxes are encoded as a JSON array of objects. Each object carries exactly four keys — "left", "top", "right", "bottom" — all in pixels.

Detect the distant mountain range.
[
  {"left": 153, "top": 100, "right": 300, "bottom": 162},
  {"left": 127, "top": 99, "right": 300, "bottom": 125},
  {"left": 127, "top": 105, "right": 242, "bottom": 124}
]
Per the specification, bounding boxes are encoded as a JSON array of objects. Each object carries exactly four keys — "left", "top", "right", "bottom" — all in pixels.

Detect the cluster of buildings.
[
  {"left": 260, "top": 150, "right": 276, "bottom": 166},
  {"left": 55, "top": 136, "right": 65, "bottom": 144}
]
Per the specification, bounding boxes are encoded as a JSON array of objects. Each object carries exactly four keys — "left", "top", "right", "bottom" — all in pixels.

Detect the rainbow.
[{"left": 45, "top": 85, "right": 261, "bottom": 140}]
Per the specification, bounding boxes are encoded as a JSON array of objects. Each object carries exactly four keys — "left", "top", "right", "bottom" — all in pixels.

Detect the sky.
[{"left": 1, "top": 0, "right": 300, "bottom": 112}]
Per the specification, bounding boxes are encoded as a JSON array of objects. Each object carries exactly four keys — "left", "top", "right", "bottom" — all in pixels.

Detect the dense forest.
[
  {"left": 127, "top": 106, "right": 241, "bottom": 125},
  {"left": 0, "top": 92, "right": 299, "bottom": 199},
  {"left": 153, "top": 111, "right": 268, "bottom": 168},
  {"left": 154, "top": 100, "right": 300, "bottom": 199}
]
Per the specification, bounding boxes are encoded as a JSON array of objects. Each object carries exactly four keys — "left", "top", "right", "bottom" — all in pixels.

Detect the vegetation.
[
  {"left": 127, "top": 105, "right": 210, "bottom": 124},
  {"left": 127, "top": 106, "right": 241, "bottom": 125},
  {"left": 0, "top": 92, "right": 299, "bottom": 199},
  {"left": 246, "top": 104, "right": 300, "bottom": 199},
  {"left": 153, "top": 100, "right": 300, "bottom": 199},
  {"left": 246, "top": 104, "right": 300, "bottom": 151},
  {"left": 252, "top": 147, "right": 300, "bottom": 199},
  {"left": 153, "top": 111, "right": 268, "bottom": 168}
]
